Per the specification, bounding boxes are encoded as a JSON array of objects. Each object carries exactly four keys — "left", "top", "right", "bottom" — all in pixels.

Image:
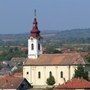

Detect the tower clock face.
[{"left": 30, "top": 37, "right": 33, "bottom": 41}]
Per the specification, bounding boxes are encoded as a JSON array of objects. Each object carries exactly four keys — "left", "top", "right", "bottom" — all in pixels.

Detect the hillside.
[
  {"left": 0, "top": 28, "right": 90, "bottom": 46},
  {"left": 58, "top": 29, "right": 90, "bottom": 38},
  {"left": 43, "top": 28, "right": 90, "bottom": 44}
]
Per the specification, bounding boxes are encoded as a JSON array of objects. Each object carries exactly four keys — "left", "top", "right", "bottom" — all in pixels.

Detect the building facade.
[
  {"left": 23, "top": 65, "right": 75, "bottom": 86},
  {"left": 23, "top": 11, "right": 85, "bottom": 87}
]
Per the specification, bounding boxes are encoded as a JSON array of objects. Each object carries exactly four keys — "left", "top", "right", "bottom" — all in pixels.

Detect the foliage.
[
  {"left": 0, "top": 64, "right": 2, "bottom": 70},
  {"left": 46, "top": 75, "right": 55, "bottom": 85},
  {"left": 85, "top": 56, "right": 90, "bottom": 63},
  {"left": 0, "top": 46, "right": 27, "bottom": 61},
  {"left": 45, "top": 44, "right": 61, "bottom": 54},
  {"left": 74, "top": 65, "right": 88, "bottom": 80},
  {"left": 12, "top": 66, "right": 23, "bottom": 73}
]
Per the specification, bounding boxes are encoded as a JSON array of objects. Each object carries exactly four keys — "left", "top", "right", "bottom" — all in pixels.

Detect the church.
[{"left": 23, "top": 11, "right": 85, "bottom": 88}]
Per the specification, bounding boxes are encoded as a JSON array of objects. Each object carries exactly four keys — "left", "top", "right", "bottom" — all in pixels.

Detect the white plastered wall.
[
  {"left": 28, "top": 37, "right": 42, "bottom": 59},
  {"left": 23, "top": 65, "right": 75, "bottom": 86}
]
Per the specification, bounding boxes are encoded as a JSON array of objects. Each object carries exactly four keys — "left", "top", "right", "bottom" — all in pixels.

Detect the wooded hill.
[{"left": 0, "top": 28, "right": 90, "bottom": 46}]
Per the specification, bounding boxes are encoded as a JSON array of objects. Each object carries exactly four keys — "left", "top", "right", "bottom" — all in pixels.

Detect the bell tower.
[{"left": 28, "top": 10, "right": 42, "bottom": 59}]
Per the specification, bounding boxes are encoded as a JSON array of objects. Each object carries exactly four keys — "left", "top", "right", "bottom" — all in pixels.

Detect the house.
[
  {"left": 0, "top": 75, "right": 31, "bottom": 90},
  {"left": 10, "top": 57, "right": 26, "bottom": 66},
  {"left": 13, "top": 72, "right": 23, "bottom": 77},
  {"left": 54, "top": 78, "right": 90, "bottom": 90},
  {"left": 23, "top": 53, "right": 85, "bottom": 87},
  {"left": 23, "top": 10, "right": 86, "bottom": 88},
  {"left": 0, "top": 67, "right": 11, "bottom": 75}
]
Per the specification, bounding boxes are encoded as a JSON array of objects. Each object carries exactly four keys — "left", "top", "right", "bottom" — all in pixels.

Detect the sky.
[{"left": 0, "top": 0, "right": 90, "bottom": 34}]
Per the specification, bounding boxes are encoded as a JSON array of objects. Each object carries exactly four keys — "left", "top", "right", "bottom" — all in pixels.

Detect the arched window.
[
  {"left": 27, "top": 72, "right": 29, "bottom": 75},
  {"left": 31, "top": 44, "right": 34, "bottom": 50},
  {"left": 49, "top": 71, "right": 52, "bottom": 77},
  {"left": 38, "top": 44, "right": 40, "bottom": 50},
  {"left": 60, "top": 71, "right": 63, "bottom": 78},
  {"left": 38, "top": 72, "right": 41, "bottom": 78}
]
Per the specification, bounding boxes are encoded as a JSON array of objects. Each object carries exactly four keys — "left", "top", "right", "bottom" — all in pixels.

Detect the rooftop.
[
  {"left": 24, "top": 52, "right": 85, "bottom": 66},
  {"left": 0, "top": 75, "right": 24, "bottom": 89},
  {"left": 55, "top": 78, "right": 90, "bottom": 89}
]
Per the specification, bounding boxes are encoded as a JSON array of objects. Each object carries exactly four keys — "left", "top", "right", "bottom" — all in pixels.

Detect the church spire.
[
  {"left": 28, "top": 10, "right": 43, "bottom": 59},
  {"left": 29, "top": 10, "right": 41, "bottom": 39}
]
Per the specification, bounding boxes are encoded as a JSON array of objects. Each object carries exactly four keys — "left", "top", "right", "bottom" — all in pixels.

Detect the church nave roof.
[{"left": 24, "top": 52, "right": 85, "bottom": 66}]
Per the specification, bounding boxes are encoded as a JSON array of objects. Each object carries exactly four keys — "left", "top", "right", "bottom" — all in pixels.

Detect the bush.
[
  {"left": 86, "top": 56, "right": 90, "bottom": 63},
  {"left": 74, "top": 65, "right": 88, "bottom": 80},
  {"left": 46, "top": 75, "right": 55, "bottom": 85}
]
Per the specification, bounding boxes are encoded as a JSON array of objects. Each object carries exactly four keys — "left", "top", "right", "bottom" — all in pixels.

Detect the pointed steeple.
[
  {"left": 28, "top": 10, "right": 43, "bottom": 59},
  {"left": 30, "top": 10, "right": 40, "bottom": 39}
]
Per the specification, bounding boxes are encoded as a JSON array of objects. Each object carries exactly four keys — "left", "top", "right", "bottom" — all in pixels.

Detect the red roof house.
[
  {"left": 54, "top": 78, "right": 90, "bottom": 90},
  {"left": 0, "top": 75, "right": 32, "bottom": 89}
]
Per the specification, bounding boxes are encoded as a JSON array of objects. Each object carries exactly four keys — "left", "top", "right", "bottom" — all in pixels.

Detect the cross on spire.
[{"left": 34, "top": 9, "right": 36, "bottom": 18}]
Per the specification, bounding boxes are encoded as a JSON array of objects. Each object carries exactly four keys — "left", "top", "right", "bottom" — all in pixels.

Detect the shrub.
[
  {"left": 74, "top": 65, "right": 88, "bottom": 80},
  {"left": 46, "top": 75, "right": 55, "bottom": 85}
]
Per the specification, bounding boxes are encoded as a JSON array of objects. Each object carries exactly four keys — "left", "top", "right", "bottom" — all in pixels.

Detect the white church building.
[{"left": 23, "top": 11, "right": 85, "bottom": 87}]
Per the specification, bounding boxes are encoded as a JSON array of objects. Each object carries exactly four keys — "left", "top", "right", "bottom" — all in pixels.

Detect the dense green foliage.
[
  {"left": 0, "top": 64, "right": 2, "bottom": 70},
  {"left": 86, "top": 56, "right": 90, "bottom": 63},
  {"left": 0, "top": 46, "right": 27, "bottom": 61},
  {"left": 46, "top": 75, "right": 55, "bottom": 85},
  {"left": 45, "top": 44, "right": 61, "bottom": 54},
  {"left": 74, "top": 65, "right": 88, "bottom": 80}
]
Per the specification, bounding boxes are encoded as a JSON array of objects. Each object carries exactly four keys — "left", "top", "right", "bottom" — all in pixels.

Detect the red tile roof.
[
  {"left": 24, "top": 53, "right": 85, "bottom": 66},
  {"left": 13, "top": 72, "right": 23, "bottom": 77},
  {"left": 55, "top": 78, "right": 90, "bottom": 89},
  {"left": 0, "top": 75, "right": 24, "bottom": 89}
]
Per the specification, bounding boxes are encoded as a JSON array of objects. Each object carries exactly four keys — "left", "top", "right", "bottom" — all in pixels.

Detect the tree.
[
  {"left": 74, "top": 65, "right": 88, "bottom": 80},
  {"left": 46, "top": 75, "right": 55, "bottom": 85},
  {"left": 86, "top": 56, "right": 90, "bottom": 63},
  {"left": 0, "top": 64, "right": 2, "bottom": 70}
]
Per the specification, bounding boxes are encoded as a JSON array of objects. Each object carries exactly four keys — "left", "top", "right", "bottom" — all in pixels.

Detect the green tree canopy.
[
  {"left": 86, "top": 56, "right": 90, "bottom": 63},
  {"left": 46, "top": 74, "right": 55, "bottom": 85},
  {"left": 74, "top": 65, "right": 88, "bottom": 80}
]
